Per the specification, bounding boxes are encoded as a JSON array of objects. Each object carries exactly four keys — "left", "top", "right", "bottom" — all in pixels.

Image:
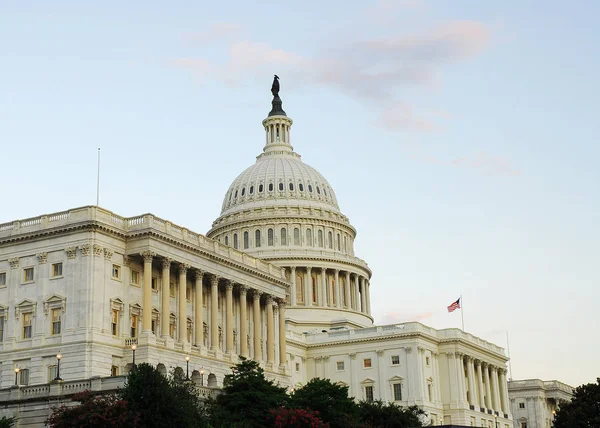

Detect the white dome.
[{"left": 220, "top": 152, "right": 340, "bottom": 216}]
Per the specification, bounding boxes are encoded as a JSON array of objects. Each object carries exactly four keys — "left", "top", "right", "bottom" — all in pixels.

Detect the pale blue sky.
[{"left": 1, "top": 1, "right": 598, "bottom": 387}]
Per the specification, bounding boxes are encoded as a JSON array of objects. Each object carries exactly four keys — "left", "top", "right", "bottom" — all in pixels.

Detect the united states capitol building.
[{"left": 1, "top": 83, "right": 555, "bottom": 427}]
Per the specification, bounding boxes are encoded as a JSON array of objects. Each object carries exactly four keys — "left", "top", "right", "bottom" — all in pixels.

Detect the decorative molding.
[
  {"left": 405, "top": 346, "right": 413, "bottom": 354},
  {"left": 253, "top": 290, "right": 262, "bottom": 299},
  {"left": 103, "top": 248, "right": 114, "bottom": 260},
  {"left": 129, "top": 303, "right": 143, "bottom": 317},
  {"left": 376, "top": 349, "right": 384, "bottom": 356},
  {"left": 43, "top": 294, "right": 66, "bottom": 315},
  {"left": 0, "top": 304, "right": 8, "bottom": 317},
  {"left": 80, "top": 244, "right": 91, "bottom": 256},
  {"left": 349, "top": 352, "right": 357, "bottom": 360},
  {"left": 141, "top": 251, "right": 155, "bottom": 262},
  {"left": 179, "top": 263, "right": 190, "bottom": 275},
  {"left": 37, "top": 252, "right": 48, "bottom": 264},
  {"left": 110, "top": 297, "right": 124, "bottom": 317},
  {"left": 9, "top": 258, "right": 19, "bottom": 269},
  {"left": 210, "top": 274, "right": 220, "bottom": 286},
  {"left": 65, "top": 247, "right": 78, "bottom": 259},
  {"left": 195, "top": 268, "right": 204, "bottom": 280},
  {"left": 93, "top": 244, "right": 103, "bottom": 257},
  {"left": 162, "top": 257, "right": 172, "bottom": 269},
  {"left": 266, "top": 295, "right": 274, "bottom": 305},
  {"left": 417, "top": 346, "right": 425, "bottom": 354},
  {"left": 123, "top": 256, "right": 131, "bottom": 266},
  {"left": 238, "top": 284, "right": 249, "bottom": 294},
  {"left": 15, "top": 299, "right": 37, "bottom": 319}
]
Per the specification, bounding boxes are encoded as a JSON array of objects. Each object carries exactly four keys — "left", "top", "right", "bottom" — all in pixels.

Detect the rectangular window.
[
  {"left": 336, "top": 361, "right": 345, "bottom": 371},
  {"left": 393, "top": 383, "right": 402, "bottom": 401},
  {"left": 391, "top": 355, "right": 400, "bottom": 365},
  {"left": 187, "top": 323, "right": 192, "bottom": 342},
  {"left": 426, "top": 356, "right": 430, "bottom": 366},
  {"left": 0, "top": 316, "right": 4, "bottom": 341},
  {"left": 364, "top": 385, "right": 374, "bottom": 402},
  {"left": 152, "top": 277, "right": 158, "bottom": 291},
  {"left": 170, "top": 282, "right": 176, "bottom": 298},
  {"left": 519, "top": 403, "right": 525, "bottom": 409},
  {"left": 130, "top": 270, "right": 140, "bottom": 285},
  {"left": 111, "top": 365, "right": 119, "bottom": 376},
  {"left": 48, "top": 365, "right": 57, "bottom": 381},
  {"left": 23, "top": 312, "right": 32, "bottom": 338},
  {"left": 130, "top": 315, "right": 138, "bottom": 338},
  {"left": 19, "top": 369, "right": 30, "bottom": 385},
  {"left": 428, "top": 383, "right": 432, "bottom": 401},
  {"left": 295, "top": 362, "right": 300, "bottom": 372},
  {"left": 0, "top": 272, "right": 6, "bottom": 286},
  {"left": 151, "top": 319, "right": 156, "bottom": 335},
  {"left": 363, "top": 358, "right": 372, "bottom": 368},
  {"left": 112, "top": 264, "right": 121, "bottom": 279},
  {"left": 51, "top": 308, "right": 61, "bottom": 335},
  {"left": 51, "top": 262, "right": 63, "bottom": 277},
  {"left": 111, "top": 310, "right": 119, "bottom": 336},
  {"left": 187, "top": 285, "right": 192, "bottom": 301},
  {"left": 23, "top": 267, "right": 34, "bottom": 283},
  {"left": 169, "top": 322, "right": 175, "bottom": 339}
]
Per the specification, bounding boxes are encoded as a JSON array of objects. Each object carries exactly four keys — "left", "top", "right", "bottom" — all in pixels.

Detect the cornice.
[{"left": 262, "top": 255, "right": 371, "bottom": 276}]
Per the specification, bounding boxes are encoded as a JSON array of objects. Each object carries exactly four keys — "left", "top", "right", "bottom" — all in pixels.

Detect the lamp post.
[
  {"left": 200, "top": 368, "right": 204, "bottom": 386},
  {"left": 131, "top": 344, "right": 137, "bottom": 369},
  {"left": 14, "top": 368, "right": 20, "bottom": 386},
  {"left": 439, "top": 417, "right": 443, "bottom": 426},
  {"left": 185, "top": 355, "right": 190, "bottom": 381},
  {"left": 494, "top": 415, "right": 498, "bottom": 428},
  {"left": 552, "top": 409, "right": 556, "bottom": 427},
  {"left": 54, "top": 353, "right": 63, "bottom": 381}
]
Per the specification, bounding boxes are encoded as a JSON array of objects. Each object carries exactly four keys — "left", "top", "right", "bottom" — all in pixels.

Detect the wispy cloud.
[
  {"left": 451, "top": 152, "right": 520, "bottom": 176},
  {"left": 379, "top": 311, "right": 434, "bottom": 324},
  {"left": 183, "top": 22, "right": 242, "bottom": 45}
]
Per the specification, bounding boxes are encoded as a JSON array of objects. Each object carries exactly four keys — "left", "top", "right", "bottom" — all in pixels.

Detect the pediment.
[
  {"left": 15, "top": 299, "right": 37, "bottom": 319},
  {"left": 0, "top": 304, "right": 8, "bottom": 316},
  {"left": 389, "top": 375, "right": 404, "bottom": 382},
  {"left": 129, "top": 303, "right": 143, "bottom": 316},
  {"left": 361, "top": 377, "right": 375, "bottom": 385},
  {"left": 16, "top": 298, "right": 36, "bottom": 308},
  {"left": 44, "top": 294, "right": 66, "bottom": 304},
  {"left": 43, "top": 294, "right": 66, "bottom": 314}
]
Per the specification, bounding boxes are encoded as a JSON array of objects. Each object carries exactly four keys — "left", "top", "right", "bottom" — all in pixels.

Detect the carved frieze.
[
  {"left": 9, "top": 258, "right": 20, "bottom": 269},
  {"left": 80, "top": 244, "right": 91, "bottom": 256},
  {"left": 92, "top": 244, "right": 103, "bottom": 257},
  {"left": 37, "top": 252, "right": 48, "bottom": 264},
  {"left": 141, "top": 250, "right": 155, "bottom": 262},
  {"left": 104, "top": 248, "right": 114, "bottom": 260},
  {"left": 65, "top": 247, "right": 78, "bottom": 259}
]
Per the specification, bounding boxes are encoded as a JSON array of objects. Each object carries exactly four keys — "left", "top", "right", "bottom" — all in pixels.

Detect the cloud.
[
  {"left": 379, "top": 311, "right": 434, "bottom": 324},
  {"left": 184, "top": 22, "right": 242, "bottom": 45},
  {"left": 451, "top": 152, "right": 520, "bottom": 176}
]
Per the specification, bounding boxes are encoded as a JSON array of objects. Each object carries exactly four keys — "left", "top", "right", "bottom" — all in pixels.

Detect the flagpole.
[
  {"left": 96, "top": 148, "right": 101, "bottom": 206},
  {"left": 460, "top": 294, "right": 464, "bottom": 331}
]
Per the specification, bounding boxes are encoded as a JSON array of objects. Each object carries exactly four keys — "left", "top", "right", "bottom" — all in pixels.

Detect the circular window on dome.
[
  {"left": 299, "top": 183, "right": 304, "bottom": 192},
  {"left": 249, "top": 185, "right": 254, "bottom": 194},
  {"left": 259, "top": 184, "right": 264, "bottom": 193},
  {"left": 289, "top": 182, "right": 294, "bottom": 191},
  {"left": 278, "top": 182, "right": 284, "bottom": 191},
  {"left": 308, "top": 184, "right": 313, "bottom": 192},
  {"left": 241, "top": 187, "right": 246, "bottom": 196},
  {"left": 316, "top": 186, "right": 321, "bottom": 194},
  {"left": 268, "top": 183, "right": 274, "bottom": 192}
]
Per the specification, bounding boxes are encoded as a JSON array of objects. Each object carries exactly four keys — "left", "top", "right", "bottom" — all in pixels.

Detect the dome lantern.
[{"left": 261, "top": 75, "right": 294, "bottom": 156}]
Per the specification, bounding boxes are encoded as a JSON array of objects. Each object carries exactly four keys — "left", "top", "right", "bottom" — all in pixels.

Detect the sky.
[{"left": 1, "top": 0, "right": 599, "bottom": 387}]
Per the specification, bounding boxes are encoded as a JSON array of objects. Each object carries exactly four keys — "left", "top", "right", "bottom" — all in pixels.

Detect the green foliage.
[
  {"left": 207, "top": 357, "right": 288, "bottom": 427},
  {"left": 119, "top": 363, "right": 207, "bottom": 428},
  {"left": 290, "top": 378, "right": 360, "bottom": 428},
  {"left": 45, "top": 390, "right": 140, "bottom": 428},
  {"left": 553, "top": 378, "right": 600, "bottom": 428},
  {"left": 357, "top": 400, "right": 426, "bottom": 428},
  {"left": 0, "top": 416, "right": 16, "bottom": 428}
]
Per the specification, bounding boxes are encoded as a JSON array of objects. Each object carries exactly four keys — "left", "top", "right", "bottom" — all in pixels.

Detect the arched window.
[
  {"left": 293, "top": 228, "right": 300, "bottom": 246},
  {"left": 343, "top": 235, "right": 347, "bottom": 253},
  {"left": 234, "top": 190, "right": 238, "bottom": 198},
  {"left": 308, "top": 184, "right": 313, "bottom": 193},
  {"left": 312, "top": 276, "right": 317, "bottom": 304},
  {"left": 243, "top": 231, "right": 249, "bottom": 249},
  {"left": 268, "top": 183, "right": 274, "bottom": 192},
  {"left": 337, "top": 233, "right": 341, "bottom": 251},
  {"left": 289, "top": 182, "right": 294, "bottom": 191},
  {"left": 296, "top": 274, "right": 304, "bottom": 304},
  {"left": 259, "top": 184, "right": 264, "bottom": 193},
  {"left": 306, "top": 228, "right": 313, "bottom": 246},
  {"left": 328, "top": 231, "right": 333, "bottom": 249},
  {"left": 241, "top": 187, "right": 245, "bottom": 196},
  {"left": 255, "top": 229, "right": 261, "bottom": 247},
  {"left": 318, "top": 230, "right": 324, "bottom": 247},
  {"left": 278, "top": 182, "right": 284, "bottom": 191},
  {"left": 331, "top": 279, "right": 336, "bottom": 305},
  {"left": 280, "top": 228, "right": 287, "bottom": 246},
  {"left": 249, "top": 185, "right": 254, "bottom": 194},
  {"left": 316, "top": 186, "right": 321, "bottom": 194},
  {"left": 299, "top": 183, "right": 304, "bottom": 192},
  {"left": 268, "top": 228, "right": 274, "bottom": 246},
  {"left": 225, "top": 236, "right": 229, "bottom": 246},
  {"left": 233, "top": 233, "right": 238, "bottom": 249}
]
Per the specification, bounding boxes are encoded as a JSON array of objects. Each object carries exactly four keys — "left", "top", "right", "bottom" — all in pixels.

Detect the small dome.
[{"left": 220, "top": 154, "right": 340, "bottom": 216}]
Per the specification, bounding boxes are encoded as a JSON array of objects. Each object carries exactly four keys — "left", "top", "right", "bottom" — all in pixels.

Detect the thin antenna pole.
[
  {"left": 460, "top": 294, "right": 465, "bottom": 331},
  {"left": 96, "top": 148, "right": 101, "bottom": 206},
  {"left": 506, "top": 331, "right": 513, "bottom": 380}
]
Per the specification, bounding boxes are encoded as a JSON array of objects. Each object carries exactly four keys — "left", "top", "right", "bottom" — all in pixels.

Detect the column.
[
  {"left": 334, "top": 269, "right": 340, "bottom": 307},
  {"left": 457, "top": 354, "right": 467, "bottom": 403},
  {"left": 306, "top": 267, "right": 313, "bottom": 306},
  {"left": 266, "top": 296, "right": 275, "bottom": 364},
  {"left": 498, "top": 369, "right": 508, "bottom": 414},
  {"left": 467, "top": 356, "right": 477, "bottom": 406},
  {"left": 321, "top": 268, "right": 327, "bottom": 306},
  {"left": 491, "top": 366, "right": 501, "bottom": 411},
  {"left": 141, "top": 251, "right": 155, "bottom": 333},
  {"left": 476, "top": 360, "right": 485, "bottom": 409},
  {"left": 161, "top": 258, "right": 171, "bottom": 338},
  {"left": 360, "top": 277, "right": 367, "bottom": 313},
  {"left": 365, "top": 280, "right": 371, "bottom": 315},
  {"left": 178, "top": 264, "right": 189, "bottom": 343},
  {"left": 225, "top": 281, "right": 234, "bottom": 354},
  {"left": 290, "top": 266, "right": 297, "bottom": 306},
  {"left": 345, "top": 271, "right": 351, "bottom": 308},
  {"left": 239, "top": 286, "right": 248, "bottom": 357},
  {"left": 194, "top": 270, "right": 203, "bottom": 346},
  {"left": 278, "top": 300, "right": 286, "bottom": 367},
  {"left": 210, "top": 275, "right": 219, "bottom": 350},
  {"left": 354, "top": 274, "right": 361, "bottom": 310},
  {"left": 253, "top": 291, "right": 262, "bottom": 360},
  {"left": 483, "top": 363, "right": 492, "bottom": 409}
]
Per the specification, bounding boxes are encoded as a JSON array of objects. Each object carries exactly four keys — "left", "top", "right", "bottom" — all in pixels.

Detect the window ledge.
[
  {"left": 111, "top": 277, "right": 122, "bottom": 282},
  {"left": 50, "top": 276, "right": 64, "bottom": 280},
  {"left": 21, "top": 281, "right": 34, "bottom": 285}
]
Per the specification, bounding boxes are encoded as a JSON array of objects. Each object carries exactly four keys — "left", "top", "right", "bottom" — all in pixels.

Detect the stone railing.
[
  {"left": 0, "top": 206, "right": 286, "bottom": 281},
  {"left": 508, "top": 379, "right": 574, "bottom": 395}
]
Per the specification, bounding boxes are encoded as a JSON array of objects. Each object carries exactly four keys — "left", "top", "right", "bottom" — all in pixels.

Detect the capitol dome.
[{"left": 208, "top": 77, "right": 373, "bottom": 331}]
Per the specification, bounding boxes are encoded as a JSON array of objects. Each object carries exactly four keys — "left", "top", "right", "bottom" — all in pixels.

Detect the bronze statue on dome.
[{"left": 271, "top": 75, "right": 280, "bottom": 97}]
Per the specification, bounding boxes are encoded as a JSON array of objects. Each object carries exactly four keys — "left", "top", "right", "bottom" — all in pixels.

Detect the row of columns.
[
  {"left": 285, "top": 266, "right": 371, "bottom": 315},
  {"left": 460, "top": 354, "right": 510, "bottom": 415},
  {"left": 141, "top": 251, "right": 286, "bottom": 367}
]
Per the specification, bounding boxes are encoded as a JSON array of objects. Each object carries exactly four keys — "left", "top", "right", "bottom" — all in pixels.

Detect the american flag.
[{"left": 447, "top": 298, "right": 461, "bottom": 313}]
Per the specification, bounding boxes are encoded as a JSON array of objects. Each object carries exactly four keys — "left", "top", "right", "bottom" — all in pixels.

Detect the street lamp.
[
  {"left": 54, "top": 353, "right": 63, "bottom": 381},
  {"left": 131, "top": 344, "right": 137, "bottom": 369},
  {"left": 14, "top": 368, "right": 20, "bottom": 386},
  {"left": 185, "top": 355, "right": 190, "bottom": 381},
  {"left": 494, "top": 415, "right": 498, "bottom": 428},
  {"left": 439, "top": 417, "right": 443, "bottom": 426},
  {"left": 200, "top": 368, "right": 204, "bottom": 386}
]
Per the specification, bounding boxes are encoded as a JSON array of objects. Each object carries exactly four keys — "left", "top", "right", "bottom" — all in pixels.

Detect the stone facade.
[{"left": 508, "top": 379, "right": 574, "bottom": 428}]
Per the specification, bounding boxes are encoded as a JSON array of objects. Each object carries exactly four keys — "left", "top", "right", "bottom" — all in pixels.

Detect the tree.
[
  {"left": 0, "top": 416, "right": 16, "bottom": 428},
  {"left": 290, "top": 378, "right": 359, "bottom": 428},
  {"left": 270, "top": 407, "right": 330, "bottom": 428},
  {"left": 553, "top": 378, "right": 600, "bottom": 428},
  {"left": 207, "top": 357, "right": 289, "bottom": 427},
  {"left": 357, "top": 400, "right": 426, "bottom": 428},
  {"left": 45, "top": 390, "right": 140, "bottom": 427},
  {"left": 119, "top": 363, "right": 206, "bottom": 428}
]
